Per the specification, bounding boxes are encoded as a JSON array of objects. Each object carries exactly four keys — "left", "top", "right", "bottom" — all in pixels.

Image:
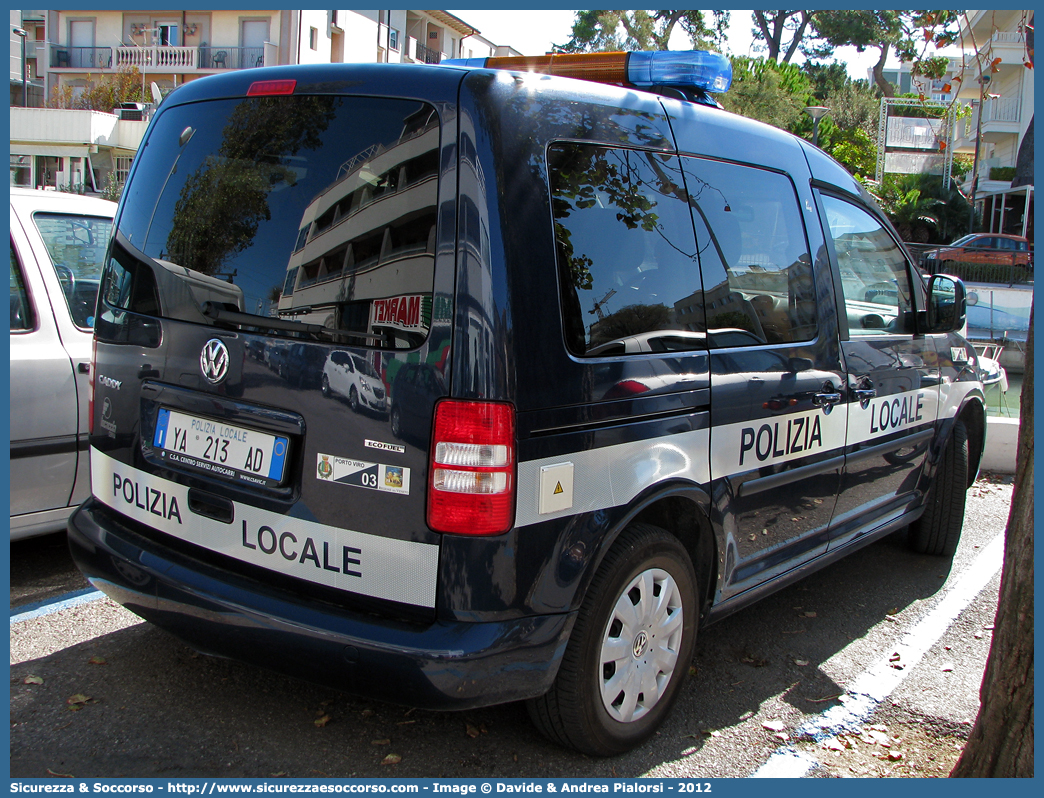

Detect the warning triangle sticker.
[{"left": 554, "top": 482, "right": 564, "bottom": 495}]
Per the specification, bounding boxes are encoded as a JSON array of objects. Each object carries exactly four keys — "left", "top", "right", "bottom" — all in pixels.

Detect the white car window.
[{"left": 31, "top": 212, "right": 113, "bottom": 329}]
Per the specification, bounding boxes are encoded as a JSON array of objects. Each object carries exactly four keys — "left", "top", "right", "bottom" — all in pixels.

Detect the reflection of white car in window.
[
  {"left": 9, "top": 188, "right": 117, "bottom": 540},
  {"left": 321, "top": 350, "right": 387, "bottom": 414}
]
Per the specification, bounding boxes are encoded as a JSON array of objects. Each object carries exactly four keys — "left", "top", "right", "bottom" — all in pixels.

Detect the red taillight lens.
[
  {"left": 247, "top": 79, "right": 296, "bottom": 96},
  {"left": 87, "top": 338, "right": 97, "bottom": 435},
  {"left": 427, "top": 400, "right": 516, "bottom": 536}
]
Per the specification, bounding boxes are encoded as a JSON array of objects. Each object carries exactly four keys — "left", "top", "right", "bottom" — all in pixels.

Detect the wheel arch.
[
  {"left": 590, "top": 482, "right": 719, "bottom": 621},
  {"left": 958, "top": 396, "right": 986, "bottom": 487}
]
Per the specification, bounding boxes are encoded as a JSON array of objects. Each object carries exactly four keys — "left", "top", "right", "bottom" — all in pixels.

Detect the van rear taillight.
[
  {"left": 247, "top": 79, "right": 296, "bottom": 96},
  {"left": 427, "top": 400, "right": 515, "bottom": 535},
  {"left": 87, "top": 338, "right": 97, "bottom": 435}
]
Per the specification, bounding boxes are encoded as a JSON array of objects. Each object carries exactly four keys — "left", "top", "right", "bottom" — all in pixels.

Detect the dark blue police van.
[{"left": 69, "top": 50, "right": 985, "bottom": 756}]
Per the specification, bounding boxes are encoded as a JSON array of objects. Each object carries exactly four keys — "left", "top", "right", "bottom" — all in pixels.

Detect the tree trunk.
[
  {"left": 871, "top": 43, "right": 894, "bottom": 98},
  {"left": 951, "top": 306, "right": 1034, "bottom": 777}
]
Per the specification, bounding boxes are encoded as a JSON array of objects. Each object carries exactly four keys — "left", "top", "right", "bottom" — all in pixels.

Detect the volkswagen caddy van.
[{"left": 69, "top": 51, "right": 985, "bottom": 756}]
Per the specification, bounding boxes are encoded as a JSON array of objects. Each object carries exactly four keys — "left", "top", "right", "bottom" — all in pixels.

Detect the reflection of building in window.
[{"left": 278, "top": 107, "right": 439, "bottom": 350}]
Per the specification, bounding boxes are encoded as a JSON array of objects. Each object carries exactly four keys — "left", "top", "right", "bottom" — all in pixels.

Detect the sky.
[{"left": 446, "top": 9, "right": 964, "bottom": 82}]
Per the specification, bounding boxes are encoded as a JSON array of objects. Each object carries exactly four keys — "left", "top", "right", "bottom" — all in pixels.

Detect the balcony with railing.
[
  {"left": 413, "top": 42, "right": 442, "bottom": 64},
  {"left": 985, "top": 30, "right": 1029, "bottom": 61},
  {"left": 981, "top": 96, "right": 1022, "bottom": 125},
  {"left": 952, "top": 97, "right": 1024, "bottom": 151},
  {"left": 50, "top": 46, "right": 113, "bottom": 69},
  {"left": 50, "top": 44, "right": 266, "bottom": 72}
]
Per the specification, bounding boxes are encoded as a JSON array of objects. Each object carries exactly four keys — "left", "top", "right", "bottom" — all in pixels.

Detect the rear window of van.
[{"left": 109, "top": 95, "right": 440, "bottom": 350}]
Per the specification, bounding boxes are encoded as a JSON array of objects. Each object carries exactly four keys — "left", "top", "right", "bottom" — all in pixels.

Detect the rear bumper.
[{"left": 68, "top": 499, "right": 574, "bottom": 710}]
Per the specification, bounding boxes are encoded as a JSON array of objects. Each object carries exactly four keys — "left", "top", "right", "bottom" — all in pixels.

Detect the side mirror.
[{"left": 927, "top": 274, "right": 966, "bottom": 333}]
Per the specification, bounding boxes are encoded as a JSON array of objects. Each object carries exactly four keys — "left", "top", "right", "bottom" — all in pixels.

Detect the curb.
[{"left": 982, "top": 416, "right": 1019, "bottom": 473}]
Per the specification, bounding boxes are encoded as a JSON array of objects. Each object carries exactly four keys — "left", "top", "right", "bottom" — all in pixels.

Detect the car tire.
[
  {"left": 348, "top": 386, "right": 359, "bottom": 412},
  {"left": 909, "top": 419, "right": 969, "bottom": 557},
  {"left": 321, "top": 374, "right": 331, "bottom": 397},
  {"left": 390, "top": 406, "right": 402, "bottom": 439},
  {"left": 527, "top": 523, "right": 697, "bottom": 756}
]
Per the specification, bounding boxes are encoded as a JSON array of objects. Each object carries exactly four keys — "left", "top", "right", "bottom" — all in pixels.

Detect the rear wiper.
[{"left": 200, "top": 302, "right": 381, "bottom": 343}]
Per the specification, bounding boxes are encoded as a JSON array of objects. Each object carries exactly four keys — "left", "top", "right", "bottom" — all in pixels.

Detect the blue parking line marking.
[{"left": 10, "top": 587, "right": 105, "bottom": 624}]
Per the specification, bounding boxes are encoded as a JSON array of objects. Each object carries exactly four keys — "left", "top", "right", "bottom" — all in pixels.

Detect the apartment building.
[
  {"left": 11, "top": 9, "right": 502, "bottom": 193},
  {"left": 951, "top": 9, "right": 1034, "bottom": 241}
]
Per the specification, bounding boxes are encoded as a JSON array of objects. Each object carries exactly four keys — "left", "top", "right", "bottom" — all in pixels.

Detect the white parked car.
[
  {"left": 9, "top": 188, "right": 117, "bottom": 540},
  {"left": 321, "top": 350, "right": 387, "bottom": 414}
]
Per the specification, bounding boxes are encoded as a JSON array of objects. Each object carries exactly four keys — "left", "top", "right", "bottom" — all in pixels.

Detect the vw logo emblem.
[
  {"left": 200, "top": 338, "right": 230, "bottom": 384},
  {"left": 632, "top": 630, "right": 649, "bottom": 659}
]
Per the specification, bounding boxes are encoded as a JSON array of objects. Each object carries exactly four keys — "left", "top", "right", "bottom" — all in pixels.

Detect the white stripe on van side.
[
  {"left": 515, "top": 428, "right": 711, "bottom": 528},
  {"left": 709, "top": 404, "right": 849, "bottom": 481},
  {"left": 516, "top": 382, "right": 976, "bottom": 528},
  {"left": 91, "top": 449, "right": 439, "bottom": 608}
]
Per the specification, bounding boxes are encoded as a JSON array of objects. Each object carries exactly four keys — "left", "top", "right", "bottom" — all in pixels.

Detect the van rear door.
[{"left": 91, "top": 68, "right": 461, "bottom": 617}]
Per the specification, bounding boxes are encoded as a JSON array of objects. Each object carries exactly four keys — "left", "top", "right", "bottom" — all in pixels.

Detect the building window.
[
  {"left": 115, "top": 156, "right": 133, "bottom": 185},
  {"left": 10, "top": 155, "right": 32, "bottom": 187},
  {"left": 309, "top": 27, "right": 318, "bottom": 50},
  {"left": 389, "top": 28, "right": 399, "bottom": 51}
]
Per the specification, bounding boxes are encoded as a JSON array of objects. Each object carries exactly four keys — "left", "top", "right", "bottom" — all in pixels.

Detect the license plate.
[{"left": 153, "top": 408, "right": 289, "bottom": 487}]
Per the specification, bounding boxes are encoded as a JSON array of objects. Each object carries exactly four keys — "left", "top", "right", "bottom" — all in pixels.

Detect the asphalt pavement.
[{"left": 9, "top": 473, "right": 1015, "bottom": 779}]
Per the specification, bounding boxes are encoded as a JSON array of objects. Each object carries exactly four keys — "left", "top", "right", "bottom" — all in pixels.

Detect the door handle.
[
  {"left": 854, "top": 388, "right": 877, "bottom": 408},
  {"left": 813, "top": 389, "right": 842, "bottom": 407}
]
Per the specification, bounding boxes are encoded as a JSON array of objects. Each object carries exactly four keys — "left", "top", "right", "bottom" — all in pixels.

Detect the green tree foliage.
[
  {"left": 807, "top": 11, "right": 961, "bottom": 97},
  {"left": 719, "top": 56, "right": 813, "bottom": 134},
  {"left": 801, "top": 64, "right": 881, "bottom": 176},
  {"left": 557, "top": 10, "right": 729, "bottom": 53},
  {"left": 719, "top": 57, "right": 880, "bottom": 177},
  {"left": 831, "top": 129, "right": 877, "bottom": 177},
  {"left": 101, "top": 172, "right": 123, "bottom": 203},
  {"left": 867, "top": 173, "right": 973, "bottom": 243},
  {"left": 870, "top": 178, "right": 943, "bottom": 242},
  {"left": 47, "top": 66, "right": 145, "bottom": 111}
]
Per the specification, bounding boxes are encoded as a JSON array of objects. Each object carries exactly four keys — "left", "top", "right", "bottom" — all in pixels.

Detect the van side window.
[
  {"left": 548, "top": 144, "right": 706, "bottom": 357},
  {"left": 680, "top": 157, "right": 817, "bottom": 347},
  {"left": 821, "top": 196, "right": 914, "bottom": 336}
]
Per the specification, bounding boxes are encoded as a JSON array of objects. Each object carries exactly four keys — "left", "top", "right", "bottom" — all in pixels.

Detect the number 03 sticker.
[{"left": 316, "top": 453, "right": 410, "bottom": 496}]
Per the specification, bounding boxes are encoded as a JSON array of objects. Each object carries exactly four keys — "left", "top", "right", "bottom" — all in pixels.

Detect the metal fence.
[
  {"left": 197, "top": 46, "right": 265, "bottom": 70},
  {"left": 414, "top": 42, "right": 441, "bottom": 64},
  {"left": 51, "top": 46, "right": 113, "bottom": 68},
  {"left": 52, "top": 45, "right": 264, "bottom": 71}
]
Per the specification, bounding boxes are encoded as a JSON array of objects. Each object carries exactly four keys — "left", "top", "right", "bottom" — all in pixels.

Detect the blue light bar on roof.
[{"left": 627, "top": 50, "right": 732, "bottom": 93}]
